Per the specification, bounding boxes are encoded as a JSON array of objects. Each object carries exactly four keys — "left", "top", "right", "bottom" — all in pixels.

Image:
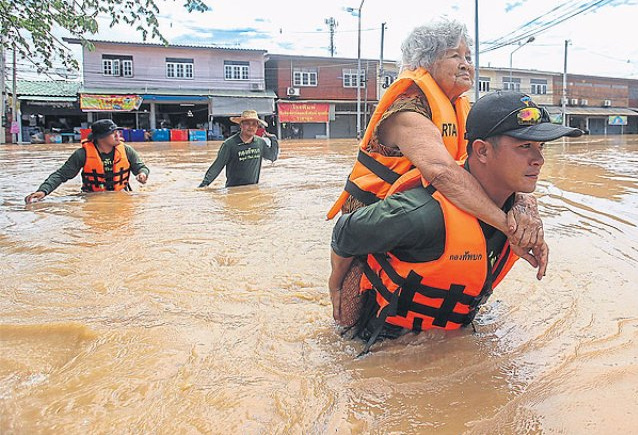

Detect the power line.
[{"left": 480, "top": 0, "right": 616, "bottom": 53}]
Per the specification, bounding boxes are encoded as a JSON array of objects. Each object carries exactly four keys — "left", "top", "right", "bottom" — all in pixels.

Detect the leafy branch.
[{"left": 0, "top": 0, "right": 209, "bottom": 73}]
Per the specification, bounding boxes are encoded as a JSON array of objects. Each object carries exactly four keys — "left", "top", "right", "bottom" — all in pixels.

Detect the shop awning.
[
  {"left": 18, "top": 95, "right": 76, "bottom": 102},
  {"left": 210, "top": 96, "right": 274, "bottom": 116},
  {"left": 142, "top": 95, "right": 209, "bottom": 102},
  {"left": 544, "top": 106, "right": 638, "bottom": 116},
  {"left": 78, "top": 87, "right": 276, "bottom": 115}
]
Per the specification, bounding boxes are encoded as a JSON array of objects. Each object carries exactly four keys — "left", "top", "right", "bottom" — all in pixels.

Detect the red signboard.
[{"left": 278, "top": 102, "right": 329, "bottom": 123}]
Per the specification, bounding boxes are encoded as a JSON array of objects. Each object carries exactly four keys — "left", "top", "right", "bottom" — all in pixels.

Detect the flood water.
[{"left": 1, "top": 135, "right": 637, "bottom": 434}]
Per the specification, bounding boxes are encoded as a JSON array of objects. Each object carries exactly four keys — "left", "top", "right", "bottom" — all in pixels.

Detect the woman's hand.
[
  {"left": 507, "top": 193, "right": 544, "bottom": 249},
  {"left": 511, "top": 241, "right": 549, "bottom": 280}
]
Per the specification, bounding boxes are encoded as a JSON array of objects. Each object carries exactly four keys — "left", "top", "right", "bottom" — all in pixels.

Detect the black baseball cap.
[
  {"left": 91, "top": 119, "right": 121, "bottom": 139},
  {"left": 465, "top": 91, "right": 582, "bottom": 144}
]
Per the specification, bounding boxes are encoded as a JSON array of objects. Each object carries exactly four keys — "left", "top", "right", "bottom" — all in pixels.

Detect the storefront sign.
[
  {"left": 80, "top": 94, "right": 143, "bottom": 112},
  {"left": 608, "top": 115, "right": 627, "bottom": 126},
  {"left": 278, "top": 103, "right": 329, "bottom": 123}
]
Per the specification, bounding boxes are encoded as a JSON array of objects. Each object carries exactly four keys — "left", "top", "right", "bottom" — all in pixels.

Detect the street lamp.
[
  {"left": 562, "top": 40, "right": 570, "bottom": 126},
  {"left": 508, "top": 36, "right": 535, "bottom": 90},
  {"left": 347, "top": 0, "right": 365, "bottom": 139}
]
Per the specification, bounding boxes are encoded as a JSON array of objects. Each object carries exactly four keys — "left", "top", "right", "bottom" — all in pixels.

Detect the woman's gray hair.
[{"left": 401, "top": 17, "right": 472, "bottom": 71}]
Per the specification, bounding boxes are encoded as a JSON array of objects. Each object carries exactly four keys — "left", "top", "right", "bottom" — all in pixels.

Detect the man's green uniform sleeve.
[
  {"left": 199, "top": 141, "right": 231, "bottom": 187},
  {"left": 262, "top": 136, "right": 279, "bottom": 162},
  {"left": 124, "top": 144, "right": 149, "bottom": 176},
  {"left": 36, "top": 148, "right": 86, "bottom": 194},
  {"left": 331, "top": 188, "right": 446, "bottom": 262}
]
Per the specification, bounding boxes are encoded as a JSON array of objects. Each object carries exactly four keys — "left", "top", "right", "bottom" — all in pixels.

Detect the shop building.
[
  {"left": 265, "top": 54, "right": 379, "bottom": 139},
  {"left": 12, "top": 80, "right": 84, "bottom": 143},
  {"left": 473, "top": 67, "right": 638, "bottom": 135},
  {"left": 64, "top": 38, "right": 276, "bottom": 139}
]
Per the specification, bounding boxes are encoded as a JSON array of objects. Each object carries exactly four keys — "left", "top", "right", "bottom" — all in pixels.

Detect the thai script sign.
[
  {"left": 80, "top": 94, "right": 143, "bottom": 112},
  {"left": 278, "top": 102, "right": 329, "bottom": 123}
]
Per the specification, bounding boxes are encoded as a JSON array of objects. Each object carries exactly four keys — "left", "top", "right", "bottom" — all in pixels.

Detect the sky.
[{"left": 53, "top": 0, "right": 638, "bottom": 80}]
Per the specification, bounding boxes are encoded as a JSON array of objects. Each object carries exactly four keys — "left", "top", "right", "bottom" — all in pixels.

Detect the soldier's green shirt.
[
  {"left": 199, "top": 132, "right": 279, "bottom": 187},
  {"left": 36, "top": 143, "right": 149, "bottom": 195},
  {"left": 331, "top": 164, "right": 515, "bottom": 267}
]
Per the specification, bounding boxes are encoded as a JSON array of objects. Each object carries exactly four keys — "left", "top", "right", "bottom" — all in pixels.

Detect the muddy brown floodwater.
[{"left": 1, "top": 135, "right": 637, "bottom": 434}]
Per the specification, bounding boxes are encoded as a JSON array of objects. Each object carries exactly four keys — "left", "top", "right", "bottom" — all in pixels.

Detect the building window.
[
  {"left": 293, "top": 69, "right": 318, "bottom": 87},
  {"left": 224, "top": 61, "right": 249, "bottom": 80},
  {"left": 102, "top": 59, "right": 113, "bottom": 76},
  {"left": 531, "top": 79, "right": 548, "bottom": 95},
  {"left": 166, "top": 58, "right": 194, "bottom": 79},
  {"left": 102, "top": 55, "right": 133, "bottom": 77},
  {"left": 343, "top": 68, "right": 365, "bottom": 88},
  {"left": 502, "top": 77, "right": 521, "bottom": 92},
  {"left": 478, "top": 77, "right": 490, "bottom": 92},
  {"left": 122, "top": 60, "right": 133, "bottom": 77}
]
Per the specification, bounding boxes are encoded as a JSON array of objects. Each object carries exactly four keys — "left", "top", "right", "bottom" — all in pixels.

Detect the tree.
[{"left": 0, "top": 0, "right": 209, "bottom": 73}]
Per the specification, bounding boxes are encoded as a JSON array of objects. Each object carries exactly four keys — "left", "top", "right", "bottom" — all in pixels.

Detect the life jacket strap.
[
  {"left": 491, "top": 244, "right": 511, "bottom": 280},
  {"left": 356, "top": 150, "right": 402, "bottom": 185},
  {"left": 112, "top": 166, "right": 131, "bottom": 188},
  {"left": 343, "top": 150, "right": 405, "bottom": 206},
  {"left": 81, "top": 169, "right": 103, "bottom": 191},
  {"left": 372, "top": 253, "right": 485, "bottom": 328},
  {"left": 345, "top": 179, "right": 381, "bottom": 206},
  {"left": 359, "top": 262, "right": 404, "bottom": 356},
  {"left": 81, "top": 167, "right": 130, "bottom": 191}
]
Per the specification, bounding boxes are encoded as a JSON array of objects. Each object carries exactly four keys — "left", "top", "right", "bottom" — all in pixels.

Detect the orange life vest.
[
  {"left": 360, "top": 169, "right": 519, "bottom": 335},
  {"left": 81, "top": 140, "right": 131, "bottom": 192},
  {"left": 327, "top": 68, "right": 470, "bottom": 219}
]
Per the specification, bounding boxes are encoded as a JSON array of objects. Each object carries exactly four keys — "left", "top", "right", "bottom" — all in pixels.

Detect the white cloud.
[{"left": 56, "top": 0, "right": 638, "bottom": 79}]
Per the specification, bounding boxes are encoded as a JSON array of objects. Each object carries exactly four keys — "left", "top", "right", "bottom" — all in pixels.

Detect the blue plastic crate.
[
  {"left": 152, "top": 129, "right": 170, "bottom": 141},
  {"left": 188, "top": 129, "right": 207, "bottom": 141},
  {"left": 121, "top": 129, "right": 132, "bottom": 142},
  {"left": 130, "top": 129, "right": 146, "bottom": 142}
]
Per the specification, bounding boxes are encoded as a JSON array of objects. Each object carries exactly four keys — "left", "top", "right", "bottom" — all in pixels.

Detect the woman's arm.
[
  {"left": 380, "top": 111, "right": 545, "bottom": 258},
  {"left": 381, "top": 111, "right": 511, "bottom": 232}
]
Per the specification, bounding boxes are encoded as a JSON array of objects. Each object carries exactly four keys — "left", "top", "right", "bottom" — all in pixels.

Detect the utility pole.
[
  {"left": 364, "top": 60, "right": 369, "bottom": 128},
  {"left": 0, "top": 39, "right": 5, "bottom": 144},
  {"left": 324, "top": 17, "right": 338, "bottom": 57},
  {"left": 474, "top": 0, "right": 479, "bottom": 102},
  {"left": 562, "top": 40, "right": 570, "bottom": 127},
  {"left": 379, "top": 22, "right": 386, "bottom": 80},
  {"left": 12, "top": 46, "right": 17, "bottom": 144},
  {"left": 356, "top": 0, "right": 365, "bottom": 140}
]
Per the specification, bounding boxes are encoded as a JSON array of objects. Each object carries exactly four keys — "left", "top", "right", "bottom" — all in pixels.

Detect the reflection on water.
[{"left": 1, "top": 136, "right": 638, "bottom": 433}]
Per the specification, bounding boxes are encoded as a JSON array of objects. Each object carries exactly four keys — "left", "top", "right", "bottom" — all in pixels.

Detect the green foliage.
[{"left": 0, "top": 0, "right": 209, "bottom": 73}]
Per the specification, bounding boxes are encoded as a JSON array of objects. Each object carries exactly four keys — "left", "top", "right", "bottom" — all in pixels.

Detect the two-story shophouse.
[
  {"left": 474, "top": 66, "right": 638, "bottom": 134},
  {"left": 64, "top": 38, "right": 276, "bottom": 137},
  {"left": 265, "top": 54, "right": 379, "bottom": 139},
  {"left": 474, "top": 66, "right": 558, "bottom": 105},
  {"left": 550, "top": 73, "right": 638, "bottom": 134}
]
